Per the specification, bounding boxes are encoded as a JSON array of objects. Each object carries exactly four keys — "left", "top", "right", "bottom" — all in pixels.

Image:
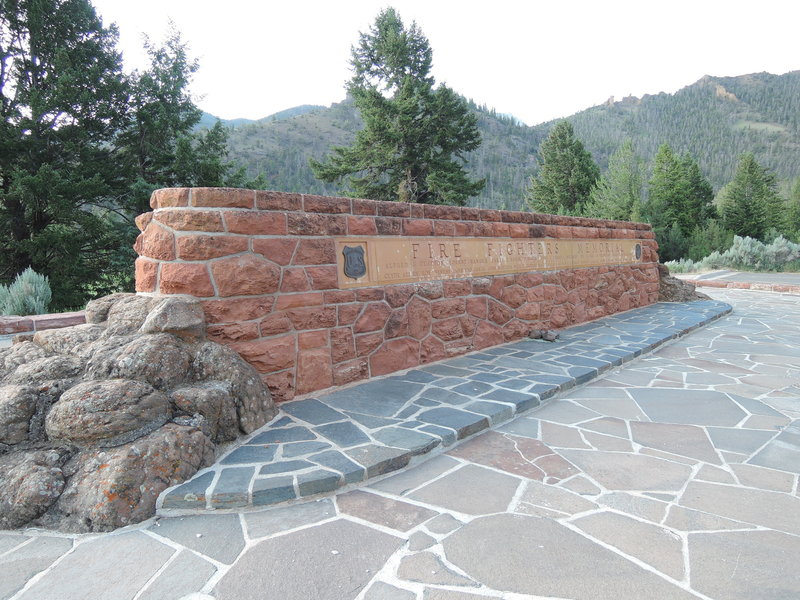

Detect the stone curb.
[
  {"left": 0, "top": 310, "right": 86, "bottom": 335},
  {"left": 687, "top": 279, "right": 800, "bottom": 295},
  {"left": 158, "top": 299, "right": 732, "bottom": 515}
]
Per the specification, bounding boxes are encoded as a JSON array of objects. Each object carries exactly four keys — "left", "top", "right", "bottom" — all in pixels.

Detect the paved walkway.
[
  {"left": 161, "top": 299, "right": 729, "bottom": 513},
  {"left": 2, "top": 288, "right": 799, "bottom": 600}
]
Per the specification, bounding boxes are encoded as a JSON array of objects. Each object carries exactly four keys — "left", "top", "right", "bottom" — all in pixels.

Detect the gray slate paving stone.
[
  {"left": 572, "top": 511, "right": 685, "bottom": 580},
  {"left": 220, "top": 444, "right": 277, "bottom": 465},
  {"left": 249, "top": 426, "right": 316, "bottom": 444},
  {"left": 497, "top": 416, "right": 539, "bottom": 438},
  {"left": 161, "top": 471, "right": 215, "bottom": 509},
  {"left": 245, "top": 498, "right": 335, "bottom": 538},
  {"left": 321, "top": 379, "right": 424, "bottom": 417},
  {"left": 463, "top": 400, "right": 513, "bottom": 424},
  {"left": 0, "top": 533, "right": 27, "bottom": 554},
  {"left": 409, "top": 464, "right": 521, "bottom": 515},
  {"left": 444, "top": 514, "right": 698, "bottom": 599},
  {"left": 630, "top": 388, "right": 748, "bottom": 426},
  {"left": 390, "top": 369, "right": 440, "bottom": 383},
  {"left": 364, "top": 581, "right": 415, "bottom": 600},
  {"left": 425, "top": 513, "right": 464, "bottom": 534},
  {"left": 560, "top": 450, "right": 692, "bottom": 491},
  {"left": 281, "top": 441, "right": 332, "bottom": 458},
  {"left": 450, "top": 380, "right": 494, "bottom": 396},
  {"left": 210, "top": 466, "right": 254, "bottom": 508},
  {"left": 345, "top": 412, "right": 401, "bottom": 428},
  {"left": 748, "top": 420, "right": 800, "bottom": 474},
  {"left": 397, "top": 551, "right": 478, "bottom": 586},
  {"left": 313, "top": 420, "right": 370, "bottom": 447},
  {"left": 213, "top": 519, "right": 404, "bottom": 600},
  {"left": 259, "top": 459, "right": 314, "bottom": 475},
  {"left": 310, "top": 450, "right": 366, "bottom": 483},
  {"left": 137, "top": 550, "right": 217, "bottom": 600},
  {"left": 0, "top": 536, "right": 73, "bottom": 600},
  {"left": 149, "top": 513, "right": 245, "bottom": 565},
  {"left": 417, "top": 407, "right": 490, "bottom": 439},
  {"left": 345, "top": 444, "right": 413, "bottom": 477},
  {"left": 298, "top": 469, "right": 341, "bottom": 497},
  {"left": 680, "top": 480, "right": 800, "bottom": 535},
  {"left": 479, "top": 388, "right": 540, "bottom": 412},
  {"left": 420, "top": 387, "right": 472, "bottom": 405},
  {"left": 281, "top": 398, "right": 347, "bottom": 425},
  {"left": 252, "top": 476, "right": 295, "bottom": 506},
  {"left": 372, "top": 426, "right": 440, "bottom": 454},
  {"left": 630, "top": 421, "right": 722, "bottom": 464},
  {"left": 431, "top": 377, "right": 472, "bottom": 388},
  {"left": 408, "top": 531, "right": 436, "bottom": 550},
  {"left": 418, "top": 424, "right": 458, "bottom": 446},
  {"left": 17, "top": 532, "right": 174, "bottom": 600},
  {"left": 689, "top": 530, "right": 800, "bottom": 600},
  {"left": 369, "top": 454, "right": 460, "bottom": 496}
]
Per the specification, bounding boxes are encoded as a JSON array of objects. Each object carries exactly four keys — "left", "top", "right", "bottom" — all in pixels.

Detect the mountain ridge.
[{"left": 203, "top": 70, "right": 800, "bottom": 209}]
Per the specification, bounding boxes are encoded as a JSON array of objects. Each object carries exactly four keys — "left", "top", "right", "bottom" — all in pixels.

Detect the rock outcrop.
[
  {"left": 657, "top": 264, "right": 710, "bottom": 302},
  {"left": 0, "top": 293, "right": 275, "bottom": 532}
]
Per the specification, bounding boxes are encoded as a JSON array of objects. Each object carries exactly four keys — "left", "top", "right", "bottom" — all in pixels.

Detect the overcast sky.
[{"left": 91, "top": 0, "right": 798, "bottom": 126}]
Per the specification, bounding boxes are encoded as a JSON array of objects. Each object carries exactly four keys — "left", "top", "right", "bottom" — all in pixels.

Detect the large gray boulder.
[
  {"left": 46, "top": 423, "right": 214, "bottom": 532},
  {"left": 0, "top": 293, "right": 275, "bottom": 532},
  {"left": 0, "top": 449, "right": 67, "bottom": 529},
  {"left": 0, "top": 385, "right": 38, "bottom": 445},
  {"left": 45, "top": 379, "right": 171, "bottom": 447}
]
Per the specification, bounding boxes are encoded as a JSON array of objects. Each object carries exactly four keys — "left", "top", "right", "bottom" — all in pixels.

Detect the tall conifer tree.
[
  {"left": 720, "top": 153, "right": 784, "bottom": 239},
  {"left": 0, "top": 0, "right": 128, "bottom": 307},
  {"left": 525, "top": 121, "right": 599, "bottom": 215},
  {"left": 311, "top": 8, "right": 483, "bottom": 205},
  {"left": 585, "top": 140, "right": 643, "bottom": 221}
]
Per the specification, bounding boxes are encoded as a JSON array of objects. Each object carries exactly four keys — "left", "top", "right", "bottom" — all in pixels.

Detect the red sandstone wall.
[{"left": 134, "top": 188, "right": 660, "bottom": 402}]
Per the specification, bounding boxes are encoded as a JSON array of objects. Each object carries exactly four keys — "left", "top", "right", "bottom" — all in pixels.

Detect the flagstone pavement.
[{"left": 2, "top": 288, "right": 799, "bottom": 600}]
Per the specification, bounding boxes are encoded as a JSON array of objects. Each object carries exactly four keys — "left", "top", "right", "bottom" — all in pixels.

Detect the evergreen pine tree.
[
  {"left": 720, "top": 153, "right": 783, "bottom": 240},
  {"left": 525, "top": 121, "right": 599, "bottom": 215},
  {"left": 0, "top": 0, "right": 129, "bottom": 308},
  {"left": 585, "top": 140, "right": 643, "bottom": 221},
  {"left": 310, "top": 8, "right": 483, "bottom": 205}
]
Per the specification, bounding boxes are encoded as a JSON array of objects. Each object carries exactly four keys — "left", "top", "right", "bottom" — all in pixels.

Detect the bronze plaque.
[{"left": 336, "top": 237, "right": 643, "bottom": 288}]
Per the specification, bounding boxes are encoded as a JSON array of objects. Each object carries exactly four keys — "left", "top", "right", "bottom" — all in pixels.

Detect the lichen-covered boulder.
[
  {"left": 0, "top": 385, "right": 38, "bottom": 444},
  {"left": 192, "top": 342, "right": 272, "bottom": 434},
  {"left": 140, "top": 295, "right": 206, "bottom": 341},
  {"left": 47, "top": 423, "right": 213, "bottom": 532},
  {"left": 0, "top": 449, "right": 67, "bottom": 529},
  {"left": 102, "top": 294, "right": 160, "bottom": 336},
  {"left": 7, "top": 355, "right": 84, "bottom": 385},
  {"left": 45, "top": 379, "right": 171, "bottom": 447},
  {"left": 170, "top": 384, "right": 239, "bottom": 442},
  {"left": 110, "top": 333, "right": 192, "bottom": 389},
  {"left": 32, "top": 323, "right": 106, "bottom": 355},
  {"left": 0, "top": 341, "right": 49, "bottom": 379},
  {"left": 0, "top": 292, "right": 275, "bottom": 532}
]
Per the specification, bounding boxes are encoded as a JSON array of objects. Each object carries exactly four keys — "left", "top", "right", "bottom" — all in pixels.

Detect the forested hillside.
[
  {"left": 556, "top": 71, "right": 800, "bottom": 189},
  {"left": 217, "top": 70, "right": 800, "bottom": 208}
]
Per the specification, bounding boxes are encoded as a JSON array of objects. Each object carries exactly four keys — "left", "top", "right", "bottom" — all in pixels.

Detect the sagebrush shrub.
[
  {"left": 665, "top": 235, "right": 800, "bottom": 273},
  {"left": 0, "top": 268, "right": 52, "bottom": 316}
]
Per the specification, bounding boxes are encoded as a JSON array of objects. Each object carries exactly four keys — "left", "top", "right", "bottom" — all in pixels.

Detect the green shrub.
[
  {"left": 0, "top": 268, "right": 52, "bottom": 316},
  {"left": 663, "top": 258, "right": 697, "bottom": 273},
  {"left": 666, "top": 235, "right": 800, "bottom": 273}
]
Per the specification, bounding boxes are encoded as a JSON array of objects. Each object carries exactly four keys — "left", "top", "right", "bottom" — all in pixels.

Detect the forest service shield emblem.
[{"left": 342, "top": 245, "right": 367, "bottom": 279}]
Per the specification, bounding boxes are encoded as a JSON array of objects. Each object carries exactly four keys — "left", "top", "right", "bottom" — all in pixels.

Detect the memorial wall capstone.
[{"left": 134, "top": 188, "right": 660, "bottom": 401}]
